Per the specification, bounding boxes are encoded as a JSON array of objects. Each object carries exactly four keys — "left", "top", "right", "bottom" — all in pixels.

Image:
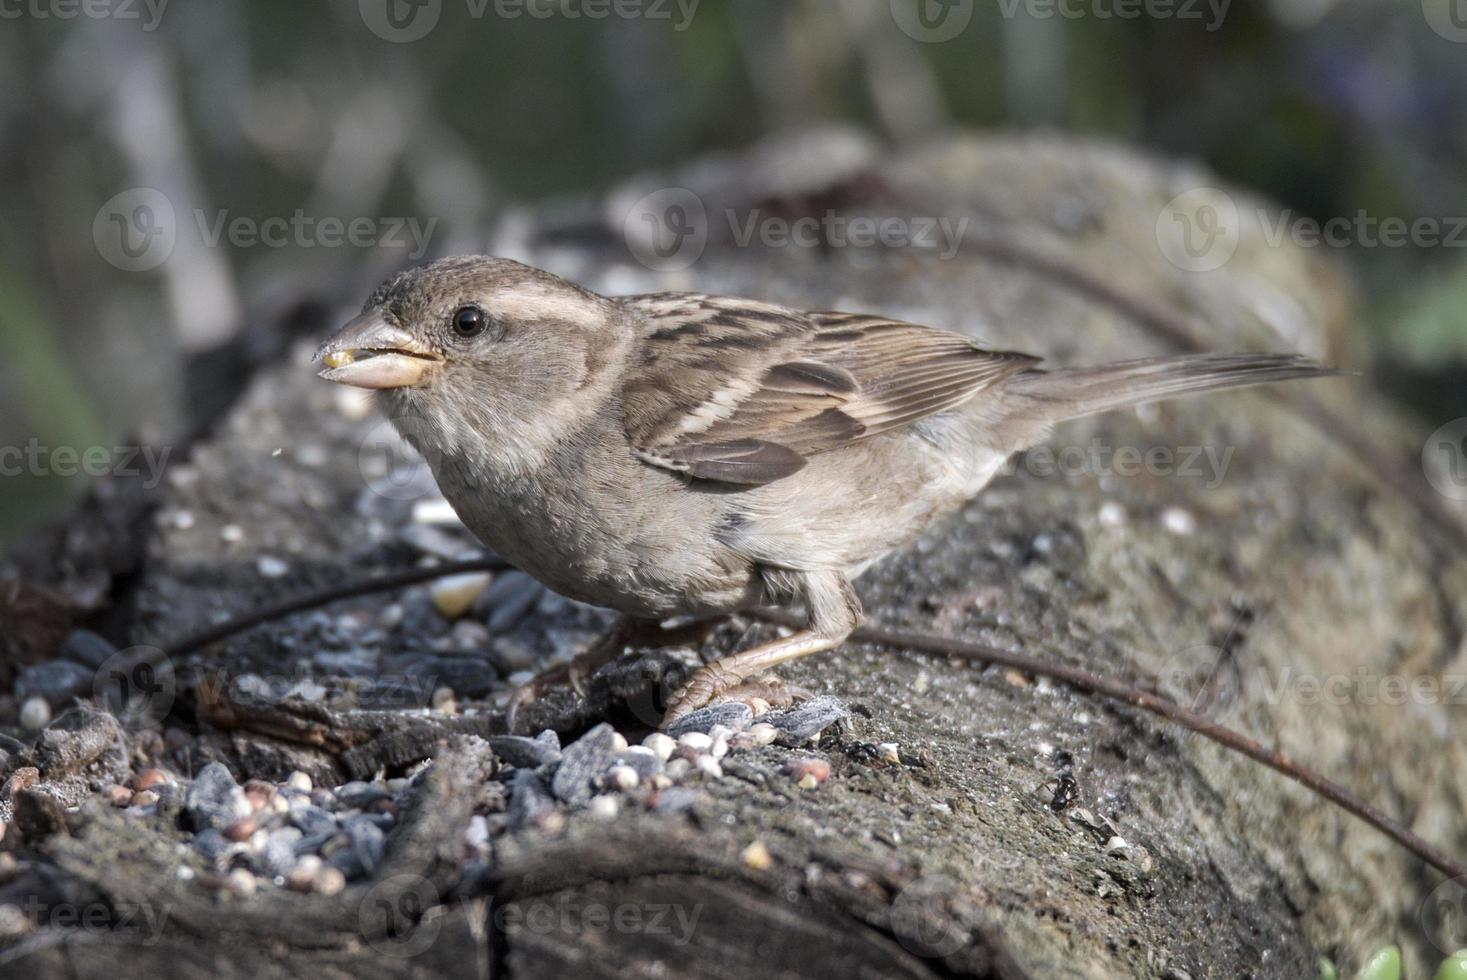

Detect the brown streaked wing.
[{"left": 620, "top": 297, "right": 1040, "bottom": 484}]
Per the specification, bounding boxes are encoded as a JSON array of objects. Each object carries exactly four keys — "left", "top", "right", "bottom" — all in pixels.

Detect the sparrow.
[{"left": 315, "top": 256, "right": 1339, "bottom": 728}]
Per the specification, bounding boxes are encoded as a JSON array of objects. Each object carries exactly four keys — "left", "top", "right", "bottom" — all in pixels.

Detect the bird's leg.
[
  {"left": 661, "top": 570, "right": 860, "bottom": 728},
  {"left": 505, "top": 615, "right": 724, "bottom": 732}
]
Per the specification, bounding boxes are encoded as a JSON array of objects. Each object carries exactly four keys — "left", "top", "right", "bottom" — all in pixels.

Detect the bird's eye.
[{"left": 451, "top": 305, "right": 490, "bottom": 338}]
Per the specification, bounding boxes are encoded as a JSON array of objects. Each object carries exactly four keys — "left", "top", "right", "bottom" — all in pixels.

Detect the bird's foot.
[
  {"left": 506, "top": 616, "right": 726, "bottom": 732},
  {"left": 660, "top": 667, "right": 813, "bottom": 727},
  {"left": 505, "top": 645, "right": 617, "bottom": 733}
]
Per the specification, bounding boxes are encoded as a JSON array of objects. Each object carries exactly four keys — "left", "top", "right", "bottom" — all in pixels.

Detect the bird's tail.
[{"left": 1002, "top": 353, "right": 1341, "bottom": 423}]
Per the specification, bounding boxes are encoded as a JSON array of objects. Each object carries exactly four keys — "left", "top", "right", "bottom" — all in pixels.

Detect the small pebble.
[
  {"left": 19, "top": 698, "right": 49, "bottom": 731},
  {"left": 134, "top": 769, "right": 175, "bottom": 792},
  {"left": 748, "top": 723, "right": 778, "bottom": 746},
  {"left": 877, "top": 743, "right": 901, "bottom": 765},
  {"left": 226, "top": 867, "right": 257, "bottom": 897},
  {"left": 741, "top": 840, "right": 773, "bottom": 871},
  {"left": 1098, "top": 501, "right": 1127, "bottom": 527},
  {"left": 431, "top": 573, "right": 492, "bottom": 621},
  {"left": 186, "top": 762, "right": 252, "bottom": 831},
  {"left": 411, "top": 498, "right": 461, "bottom": 525},
  {"left": 225, "top": 817, "right": 258, "bottom": 843},
  {"left": 782, "top": 758, "right": 831, "bottom": 786},
  {"left": 489, "top": 735, "right": 562, "bottom": 769},
  {"left": 316, "top": 866, "right": 346, "bottom": 896},
  {"left": 220, "top": 524, "right": 244, "bottom": 544},
  {"left": 1161, "top": 506, "right": 1196, "bottom": 536},
  {"left": 256, "top": 555, "right": 289, "bottom": 578},
  {"left": 694, "top": 755, "right": 723, "bottom": 779},
  {"left": 605, "top": 765, "right": 639, "bottom": 792},
  {"left": 243, "top": 780, "right": 276, "bottom": 813},
  {"left": 132, "top": 789, "right": 160, "bottom": 807},
  {"left": 61, "top": 629, "right": 117, "bottom": 669},
  {"left": 664, "top": 758, "right": 691, "bottom": 780},
  {"left": 551, "top": 723, "right": 620, "bottom": 806},
  {"left": 653, "top": 787, "right": 698, "bottom": 814},
  {"left": 430, "top": 687, "right": 457, "bottom": 714},
  {"left": 587, "top": 795, "right": 620, "bottom": 820},
  {"left": 105, "top": 785, "right": 133, "bottom": 807},
  {"left": 287, "top": 855, "right": 322, "bottom": 892},
  {"left": 677, "top": 732, "right": 713, "bottom": 753},
  {"left": 709, "top": 732, "right": 730, "bottom": 760},
  {"left": 286, "top": 771, "right": 313, "bottom": 793},
  {"left": 642, "top": 733, "right": 676, "bottom": 762},
  {"left": 171, "top": 510, "right": 195, "bottom": 530}
]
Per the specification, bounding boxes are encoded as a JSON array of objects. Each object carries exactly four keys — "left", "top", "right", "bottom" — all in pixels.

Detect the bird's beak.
[{"left": 314, "top": 311, "right": 443, "bottom": 389}]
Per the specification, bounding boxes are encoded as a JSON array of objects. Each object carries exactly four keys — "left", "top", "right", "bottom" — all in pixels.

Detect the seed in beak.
[{"left": 323, "top": 350, "right": 356, "bottom": 369}]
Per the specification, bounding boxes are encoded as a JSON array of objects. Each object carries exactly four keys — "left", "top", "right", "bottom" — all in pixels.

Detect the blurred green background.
[{"left": 2, "top": 0, "right": 1465, "bottom": 545}]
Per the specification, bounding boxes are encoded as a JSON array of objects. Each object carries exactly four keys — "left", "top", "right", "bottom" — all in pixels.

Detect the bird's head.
[{"left": 315, "top": 255, "right": 628, "bottom": 470}]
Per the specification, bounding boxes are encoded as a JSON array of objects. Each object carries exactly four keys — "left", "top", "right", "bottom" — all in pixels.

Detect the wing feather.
[{"left": 620, "top": 294, "right": 1038, "bottom": 485}]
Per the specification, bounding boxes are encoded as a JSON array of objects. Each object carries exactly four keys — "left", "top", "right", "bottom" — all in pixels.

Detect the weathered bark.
[{"left": 4, "top": 131, "right": 1465, "bottom": 979}]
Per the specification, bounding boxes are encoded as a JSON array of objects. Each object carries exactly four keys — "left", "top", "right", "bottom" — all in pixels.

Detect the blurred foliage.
[{"left": 1, "top": 0, "right": 1465, "bottom": 542}]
